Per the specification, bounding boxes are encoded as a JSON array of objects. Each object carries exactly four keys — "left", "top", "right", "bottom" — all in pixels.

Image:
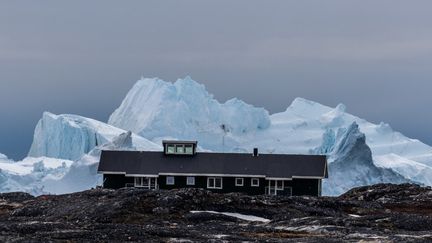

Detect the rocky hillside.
[{"left": 0, "top": 184, "right": 431, "bottom": 242}]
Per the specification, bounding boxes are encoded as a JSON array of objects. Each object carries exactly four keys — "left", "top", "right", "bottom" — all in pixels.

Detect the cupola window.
[{"left": 163, "top": 140, "right": 197, "bottom": 156}]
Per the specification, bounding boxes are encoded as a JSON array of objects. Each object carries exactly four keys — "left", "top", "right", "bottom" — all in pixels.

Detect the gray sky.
[{"left": 1, "top": 0, "right": 432, "bottom": 160}]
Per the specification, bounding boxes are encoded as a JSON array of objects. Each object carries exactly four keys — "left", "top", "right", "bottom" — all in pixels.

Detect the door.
[{"left": 266, "top": 180, "right": 286, "bottom": 196}]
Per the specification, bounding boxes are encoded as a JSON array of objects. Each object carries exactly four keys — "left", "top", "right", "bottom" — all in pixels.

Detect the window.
[
  {"left": 185, "top": 145, "right": 193, "bottom": 154},
  {"left": 235, "top": 178, "right": 244, "bottom": 186},
  {"left": 167, "top": 145, "right": 175, "bottom": 154},
  {"left": 251, "top": 178, "right": 260, "bottom": 187},
  {"left": 134, "top": 177, "right": 157, "bottom": 189},
  {"left": 207, "top": 177, "right": 222, "bottom": 189},
  {"left": 166, "top": 176, "right": 175, "bottom": 185},
  {"left": 175, "top": 145, "right": 184, "bottom": 154},
  {"left": 276, "top": 180, "right": 284, "bottom": 190},
  {"left": 135, "top": 177, "right": 145, "bottom": 187},
  {"left": 186, "top": 176, "right": 195, "bottom": 185}
]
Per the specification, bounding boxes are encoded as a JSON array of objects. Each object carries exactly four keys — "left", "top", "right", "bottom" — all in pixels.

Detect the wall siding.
[
  {"left": 103, "top": 174, "right": 322, "bottom": 196},
  {"left": 158, "top": 175, "right": 266, "bottom": 195}
]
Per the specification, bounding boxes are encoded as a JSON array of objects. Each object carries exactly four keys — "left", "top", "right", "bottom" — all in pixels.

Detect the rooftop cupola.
[{"left": 162, "top": 140, "right": 197, "bottom": 155}]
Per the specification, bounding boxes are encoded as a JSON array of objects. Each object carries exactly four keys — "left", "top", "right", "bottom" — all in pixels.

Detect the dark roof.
[{"left": 98, "top": 151, "right": 328, "bottom": 179}]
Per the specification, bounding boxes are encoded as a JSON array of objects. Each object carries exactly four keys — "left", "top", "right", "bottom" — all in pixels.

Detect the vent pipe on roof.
[{"left": 253, "top": 148, "right": 258, "bottom": 157}]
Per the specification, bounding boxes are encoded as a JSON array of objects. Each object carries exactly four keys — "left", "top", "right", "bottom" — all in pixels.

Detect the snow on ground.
[{"left": 190, "top": 211, "right": 270, "bottom": 223}]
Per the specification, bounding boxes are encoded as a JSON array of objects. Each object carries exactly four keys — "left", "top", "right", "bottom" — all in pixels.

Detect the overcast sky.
[{"left": 1, "top": 1, "right": 432, "bottom": 160}]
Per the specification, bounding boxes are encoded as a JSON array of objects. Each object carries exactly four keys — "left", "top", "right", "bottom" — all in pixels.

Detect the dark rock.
[{"left": 0, "top": 184, "right": 431, "bottom": 242}]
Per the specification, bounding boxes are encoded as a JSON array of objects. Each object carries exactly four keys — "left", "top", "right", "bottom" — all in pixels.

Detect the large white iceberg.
[
  {"left": 29, "top": 112, "right": 161, "bottom": 161},
  {"left": 1, "top": 76, "right": 432, "bottom": 195},
  {"left": 108, "top": 77, "right": 271, "bottom": 151}
]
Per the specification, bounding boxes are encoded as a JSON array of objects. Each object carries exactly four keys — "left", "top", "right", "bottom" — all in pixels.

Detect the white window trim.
[
  {"left": 235, "top": 178, "right": 244, "bottom": 186},
  {"left": 276, "top": 180, "right": 284, "bottom": 190},
  {"left": 166, "top": 176, "right": 175, "bottom": 185},
  {"left": 207, "top": 177, "right": 223, "bottom": 189},
  {"left": 251, "top": 178, "right": 260, "bottom": 187},
  {"left": 186, "top": 176, "right": 195, "bottom": 185},
  {"left": 134, "top": 177, "right": 158, "bottom": 190}
]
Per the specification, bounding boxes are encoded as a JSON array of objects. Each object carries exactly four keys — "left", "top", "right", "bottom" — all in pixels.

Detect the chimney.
[{"left": 253, "top": 148, "right": 258, "bottom": 157}]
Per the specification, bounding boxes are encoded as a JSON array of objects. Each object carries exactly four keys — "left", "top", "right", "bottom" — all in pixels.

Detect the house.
[{"left": 97, "top": 140, "right": 328, "bottom": 196}]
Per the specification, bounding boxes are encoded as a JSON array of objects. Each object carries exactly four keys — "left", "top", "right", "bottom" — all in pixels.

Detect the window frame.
[
  {"left": 184, "top": 145, "right": 193, "bottom": 154},
  {"left": 175, "top": 144, "right": 185, "bottom": 154},
  {"left": 166, "top": 145, "right": 175, "bottom": 154},
  {"left": 186, "top": 176, "right": 195, "bottom": 186},
  {"left": 235, "top": 178, "right": 244, "bottom": 186},
  {"left": 276, "top": 180, "right": 284, "bottom": 190},
  {"left": 251, "top": 178, "right": 260, "bottom": 187},
  {"left": 207, "top": 177, "right": 223, "bottom": 189},
  {"left": 166, "top": 176, "right": 175, "bottom": 185}
]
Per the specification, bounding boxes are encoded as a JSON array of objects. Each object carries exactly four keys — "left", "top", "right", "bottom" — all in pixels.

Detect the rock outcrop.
[{"left": 0, "top": 183, "right": 431, "bottom": 242}]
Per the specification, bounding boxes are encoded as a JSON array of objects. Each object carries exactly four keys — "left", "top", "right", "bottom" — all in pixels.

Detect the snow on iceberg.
[
  {"left": 28, "top": 112, "right": 161, "bottom": 161},
  {"left": 321, "top": 122, "right": 409, "bottom": 195},
  {"left": 0, "top": 153, "right": 9, "bottom": 161},
  {"left": 108, "top": 77, "right": 271, "bottom": 151},
  {"left": 0, "top": 156, "right": 73, "bottom": 195},
  {"left": 374, "top": 154, "right": 432, "bottom": 186}
]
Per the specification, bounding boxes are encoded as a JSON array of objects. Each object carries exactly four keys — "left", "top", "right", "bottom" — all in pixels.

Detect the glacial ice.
[
  {"left": 321, "top": 122, "right": 409, "bottom": 195},
  {"left": 0, "top": 156, "right": 73, "bottom": 195},
  {"left": 0, "top": 153, "right": 8, "bottom": 161},
  {"left": 108, "top": 77, "right": 271, "bottom": 151},
  {"left": 29, "top": 112, "right": 161, "bottom": 161}
]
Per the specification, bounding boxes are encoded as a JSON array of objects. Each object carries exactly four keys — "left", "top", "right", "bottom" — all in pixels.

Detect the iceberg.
[
  {"left": 320, "top": 122, "right": 409, "bottom": 195},
  {"left": 108, "top": 77, "right": 271, "bottom": 151},
  {"left": 29, "top": 112, "right": 161, "bottom": 161}
]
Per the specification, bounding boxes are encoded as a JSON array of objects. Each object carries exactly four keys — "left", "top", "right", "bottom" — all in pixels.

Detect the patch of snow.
[{"left": 190, "top": 210, "right": 270, "bottom": 223}]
